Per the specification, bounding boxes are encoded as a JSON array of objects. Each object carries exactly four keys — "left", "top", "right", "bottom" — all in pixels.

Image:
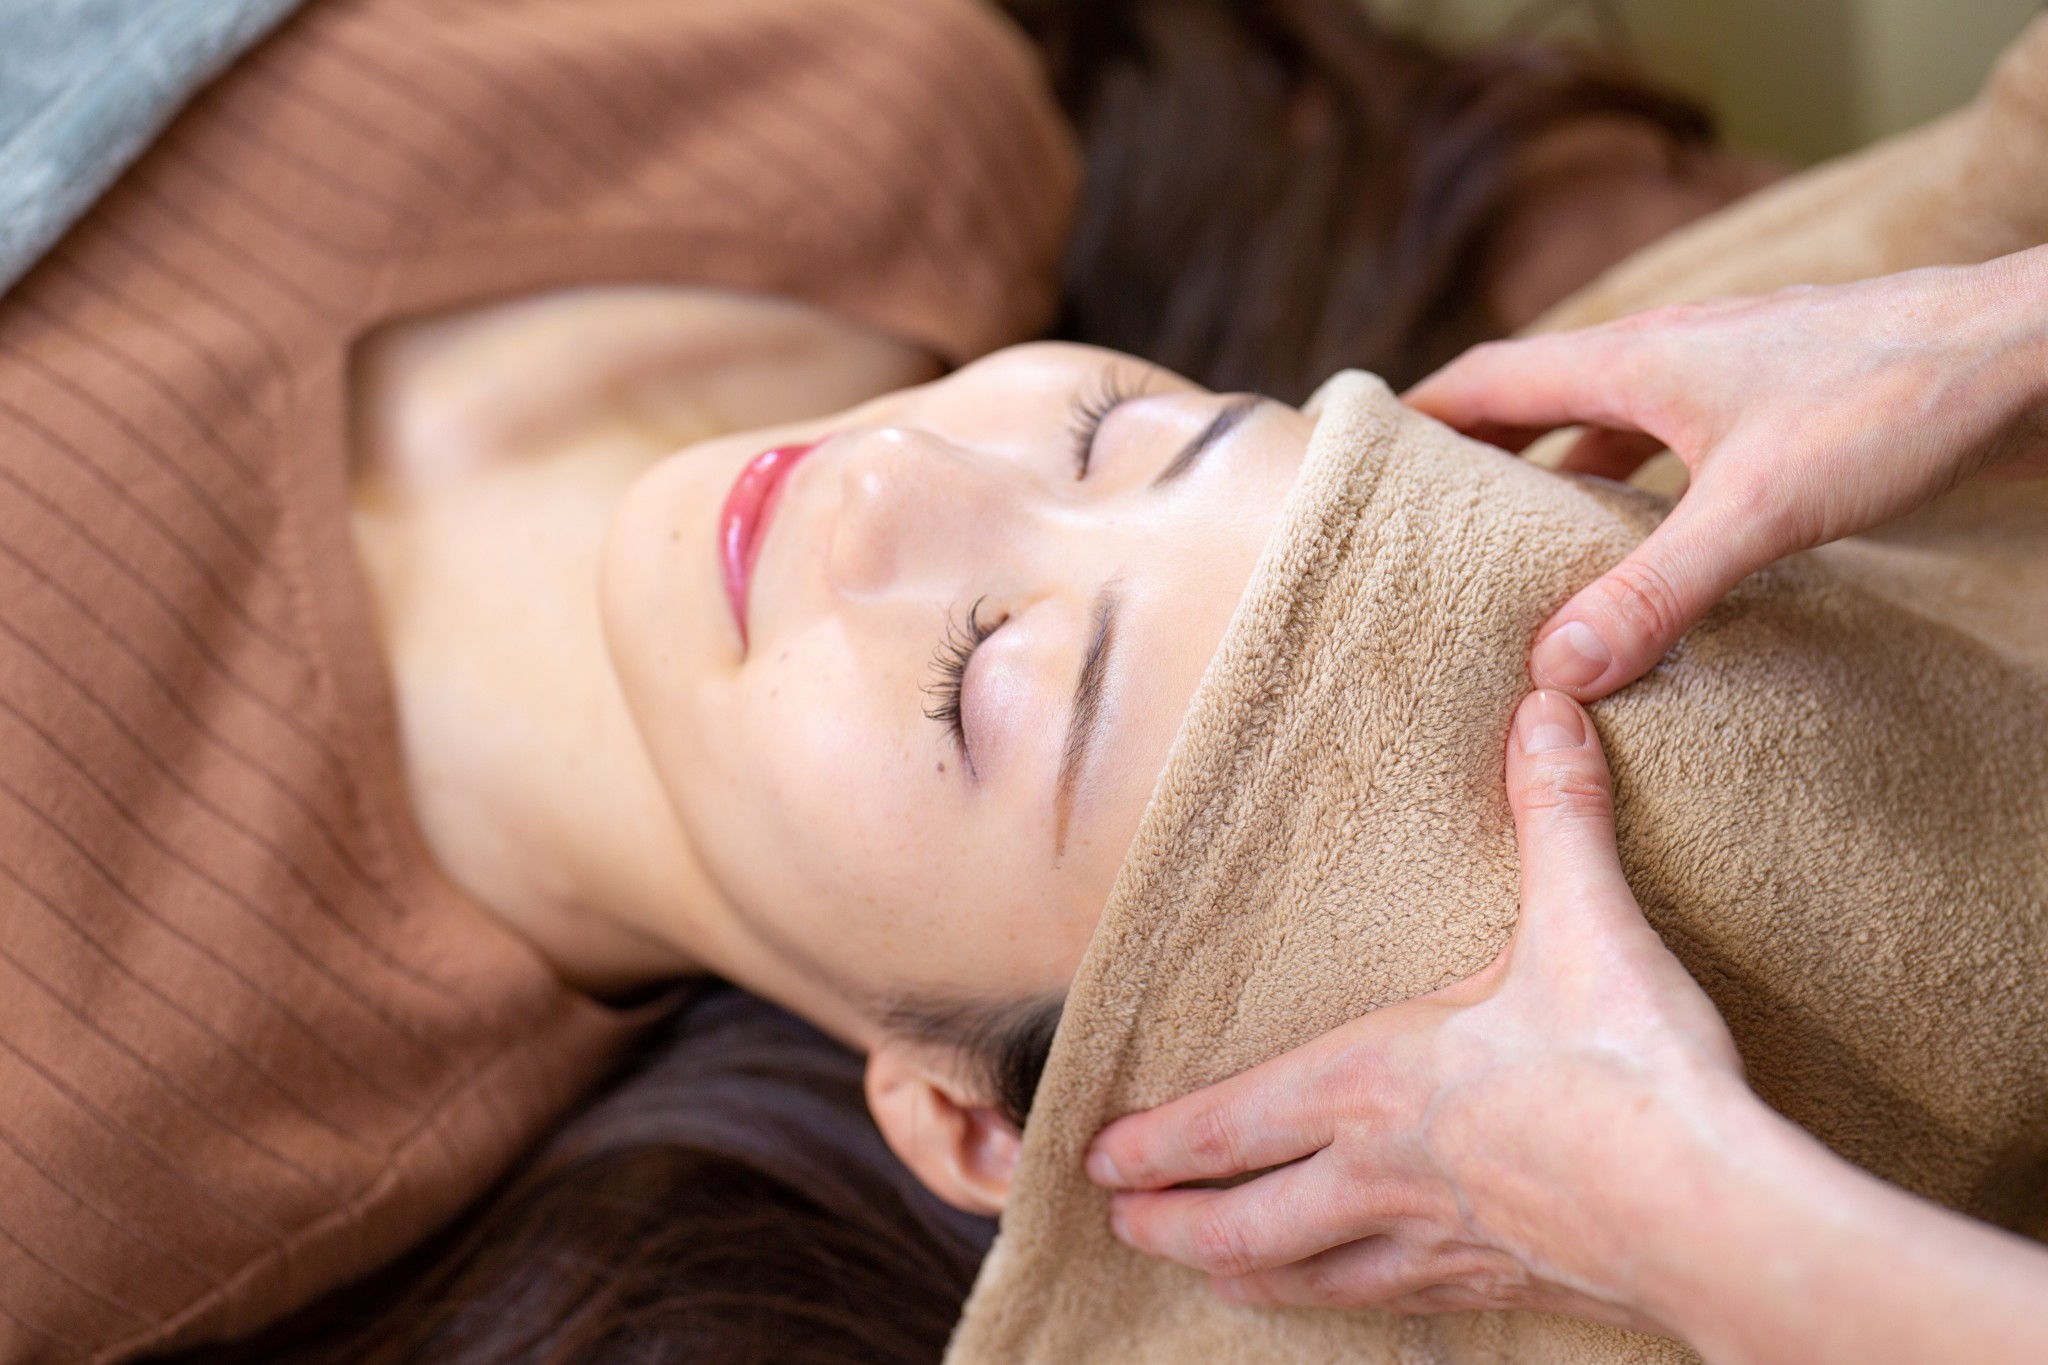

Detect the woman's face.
[{"left": 602, "top": 343, "right": 1312, "bottom": 1033}]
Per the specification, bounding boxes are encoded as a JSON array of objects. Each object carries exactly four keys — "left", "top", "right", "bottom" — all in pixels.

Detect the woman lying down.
[
  {"left": 6, "top": 0, "right": 1792, "bottom": 1359},
  {"left": 228, "top": 326, "right": 2048, "bottom": 1361},
  {"left": 7, "top": 1, "right": 2043, "bottom": 1363}
]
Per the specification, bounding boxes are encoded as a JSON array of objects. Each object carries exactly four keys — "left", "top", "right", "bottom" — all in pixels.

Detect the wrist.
[
  {"left": 1615, "top": 1076, "right": 2048, "bottom": 1365},
  {"left": 1617, "top": 1077, "right": 1824, "bottom": 1356},
  {"left": 1480, "top": 1060, "right": 1863, "bottom": 1356},
  {"left": 1962, "top": 247, "right": 2048, "bottom": 464},
  {"left": 1455, "top": 1057, "right": 1767, "bottom": 1333}
]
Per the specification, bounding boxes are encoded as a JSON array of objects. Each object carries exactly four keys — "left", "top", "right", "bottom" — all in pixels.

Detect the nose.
[{"left": 827, "top": 427, "right": 1028, "bottom": 599}]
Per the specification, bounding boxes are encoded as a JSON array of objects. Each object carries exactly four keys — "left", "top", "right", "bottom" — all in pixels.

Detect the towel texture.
[
  {"left": 950, "top": 18, "right": 2048, "bottom": 1363},
  {"left": 951, "top": 368, "right": 2048, "bottom": 1365}
]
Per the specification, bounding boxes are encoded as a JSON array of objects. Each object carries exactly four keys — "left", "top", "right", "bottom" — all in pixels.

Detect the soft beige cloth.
[
  {"left": 949, "top": 19, "right": 2048, "bottom": 1364},
  {"left": 951, "top": 368, "right": 2048, "bottom": 1365}
]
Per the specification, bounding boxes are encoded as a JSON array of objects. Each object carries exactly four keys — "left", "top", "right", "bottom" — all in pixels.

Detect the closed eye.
[
  {"left": 1065, "top": 366, "right": 1147, "bottom": 478},
  {"left": 922, "top": 598, "right": 1001, "bottom": 776}
]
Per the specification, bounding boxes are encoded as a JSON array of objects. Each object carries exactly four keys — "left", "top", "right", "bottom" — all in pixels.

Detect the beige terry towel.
[{"left": 947, "top": 371, "right": 2048, "bottom": 1364}]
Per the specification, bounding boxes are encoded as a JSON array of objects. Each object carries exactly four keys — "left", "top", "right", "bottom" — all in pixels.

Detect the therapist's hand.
[
  {"left": 1405, "top": 246, "right": 2048, "bottom": 702},
  {"left": 1087, "top": 691, "right": 2048, "bottom": 1365},
  {"left": 1086, "top": 690, "right": 1742, "bottom": 1331}
]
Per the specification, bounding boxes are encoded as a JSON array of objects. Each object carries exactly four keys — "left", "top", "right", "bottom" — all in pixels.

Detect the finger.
[
  {"left": 1449, "top": 419, "right": 1554, "bottom": 457},
  {"left": 1402, "top": 332, "right": 1646, "bottom": 440},
  {"left": 1107, "top": 1156, "right": 1389, "bottom": 1279},
  {"left": 1212, "top": 1237, "right": 1517, "bottom": 1312},
  {"left": 1504, "top": 692, "right": 1638, "bottom": 938},
  {"left": 1557, "top": 427, "right": 1668, "bottom": 482},
  {"left": 1088, "top": 1042, "right": 1344, "bottom": 1190},
  {"left": 1526, "top": 490, "right": 1772, "bottom": 700}
]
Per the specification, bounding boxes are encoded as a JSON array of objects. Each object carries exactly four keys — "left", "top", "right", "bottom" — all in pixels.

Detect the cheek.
[
  {"left": 689, "top": 656, "right": 1099, "bottom": 999},
  {"left": 687, "top": 643, "right": 957, "bottom": 941}
]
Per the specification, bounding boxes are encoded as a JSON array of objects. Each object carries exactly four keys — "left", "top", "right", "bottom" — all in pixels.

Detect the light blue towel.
[{"left": 0, "top": 0, "right": 306, "bottom": 298}]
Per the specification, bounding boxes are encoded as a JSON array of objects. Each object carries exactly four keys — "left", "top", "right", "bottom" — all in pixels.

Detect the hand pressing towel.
[{"left": 947, "top": 370, "right": 2048, "bottom": 1365}]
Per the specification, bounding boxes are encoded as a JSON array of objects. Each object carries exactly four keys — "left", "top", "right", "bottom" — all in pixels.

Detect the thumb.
[
  {"left": 1529, "top": 492, "right": 1769, "bottom": 700},
  {"left": 1503, "top": 691, "right": 1637, "bottom": 945}
]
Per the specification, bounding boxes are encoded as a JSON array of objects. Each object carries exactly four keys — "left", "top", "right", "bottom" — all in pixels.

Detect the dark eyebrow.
[
  {"left": 1152, "top": 395, "right": 1265, "bottom": 486},
  {"left": 1053, "top": 585, "right": 1119, "bottom": 859}
]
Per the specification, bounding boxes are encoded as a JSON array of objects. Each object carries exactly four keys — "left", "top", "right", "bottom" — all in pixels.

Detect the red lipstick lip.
[{"left": 720, "top": 440, "right": 822, "bottom": 649}]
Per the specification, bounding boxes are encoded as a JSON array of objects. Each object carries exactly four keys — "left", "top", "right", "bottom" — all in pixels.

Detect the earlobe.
[{"left": 865, "top": 1043, "right": 1022, "bottom": 1217}]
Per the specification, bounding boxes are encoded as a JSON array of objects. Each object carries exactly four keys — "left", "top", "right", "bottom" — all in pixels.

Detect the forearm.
[{"left": 1626, "top": 1076, "right": 2048, "bottom": 1365}]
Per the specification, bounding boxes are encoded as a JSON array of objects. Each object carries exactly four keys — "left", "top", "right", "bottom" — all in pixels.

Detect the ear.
[{"left": 865, "top": 1040, "right": 1022, "bottom": 1216}]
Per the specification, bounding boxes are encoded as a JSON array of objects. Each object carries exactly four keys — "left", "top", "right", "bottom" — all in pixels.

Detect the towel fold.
[{"left": 951, "top": 364, "right": 2048, "bottom": 1363}]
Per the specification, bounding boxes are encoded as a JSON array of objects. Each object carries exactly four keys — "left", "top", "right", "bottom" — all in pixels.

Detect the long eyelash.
[
  {"left": 923, "top": 597, "right": 1000, "bottom": 767},
  {"left": 1066, "top": 367, "right": 1143, "bottom": 479}
]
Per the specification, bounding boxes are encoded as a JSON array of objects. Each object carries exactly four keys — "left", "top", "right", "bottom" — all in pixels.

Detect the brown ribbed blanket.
[
  {"left": 0, "top": 1, "right": 1075, "bottom": 1360},
  {"left": 949, "top": 17, "right": 2048, "bottom": 1365}
]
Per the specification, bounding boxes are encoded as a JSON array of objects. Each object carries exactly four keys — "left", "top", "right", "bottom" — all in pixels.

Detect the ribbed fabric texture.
[{"left": 0, "top": 2, "right": 1077, "bottom": 1360}]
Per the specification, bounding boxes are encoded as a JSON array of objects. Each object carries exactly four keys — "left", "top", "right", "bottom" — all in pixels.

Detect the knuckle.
[
  {"left": 1301, "top": 1264, "right": 1351, "bottom": 1307},
  {"left": 1392, "top": 1282, "right": 1482, "bottom": 1315},
  {"left": 1306, "top": 1031, "right": 1382, "bottom": 1123},
  {"left": 1188, "top": 1208, "right": 1263, "bottom": 1279},
  {"left": 1709, "top": 461, "right": 1777, "bottom": 525},
  {"left": 1111, "top": 1145, "right": 1157, "bottom": 1189},
  {"left": 1713, "top": 464, "right": 1804, "bottom": 552},
  {"left": 1318, "top": 1058, "right": 1364, "bottom": 1122},
  {"left": 1517, "top": 762, "right": 1614, "bottom": 820},
  {"left": 1185, "top": 1104, "right": 1247, "bottom": 1173},
  {"left": 1612, "top": 302, "right": 1691, "bottom": 343},
  {"left": 1591, "top": 556, "right": 1690, "bottom": 650}
]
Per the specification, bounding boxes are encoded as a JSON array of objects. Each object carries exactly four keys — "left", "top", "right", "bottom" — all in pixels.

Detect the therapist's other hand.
[
  {"left": 1405, "top": 246, "right": 2048, "bottom": 702},
  {"left": 1086, "top": 691, "right": 1740, "bottom": 1329}
]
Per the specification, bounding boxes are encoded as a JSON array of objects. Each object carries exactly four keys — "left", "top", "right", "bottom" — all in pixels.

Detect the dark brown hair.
[
  {"left": 164, "top": 986, "right": 1052, "bottom": 1365},
  {"left": 1012, "top": 0, "right": 1711, "bottom": 399},
  {"left": 164, "top": 5, "right": 1711, "bottom": 1362}
]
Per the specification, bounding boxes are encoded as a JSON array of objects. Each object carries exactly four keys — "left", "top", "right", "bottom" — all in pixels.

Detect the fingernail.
[
  {"left": 1532, "top": 620, "right": 1611, "bottom": 689},
  {"left": 1518, "top": 689, "right": 1587, "bottom": 753},
  {"left": 1086, "top": 1150, "right": 1123, "bottom": 1186},
  {"left": 1109, "top": 1206, "right": 1133, "bottom": 1245},
  {"left": 1213, "top": 1278, "right": 1248, "bottom": 1303}
]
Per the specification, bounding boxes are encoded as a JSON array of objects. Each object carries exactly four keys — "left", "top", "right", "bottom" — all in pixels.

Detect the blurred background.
[{"left": 1372, "top": 0, "right": 2047, "bottom": 164}]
